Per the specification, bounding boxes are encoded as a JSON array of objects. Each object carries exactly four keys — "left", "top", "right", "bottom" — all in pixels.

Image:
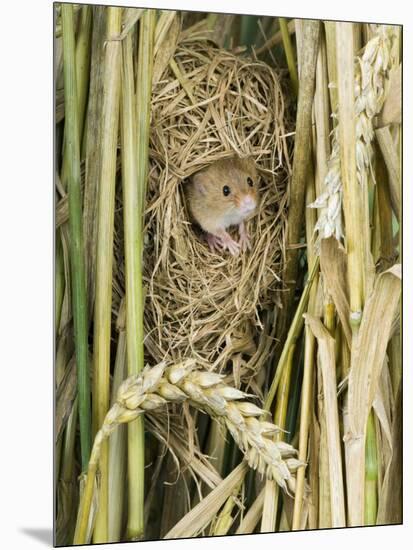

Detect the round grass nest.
[{"left": 115, "top": 37, "right": 292, "bottom": 382}]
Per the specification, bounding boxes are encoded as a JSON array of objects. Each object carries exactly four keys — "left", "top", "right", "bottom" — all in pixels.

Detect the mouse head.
[{"left": 191, "top": 155, "right": 259, "bottom": 222}]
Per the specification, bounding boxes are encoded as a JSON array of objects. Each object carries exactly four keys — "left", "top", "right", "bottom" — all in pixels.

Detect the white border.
[{"left": 0, "top": 0, "right": 409, "bottom": 549}]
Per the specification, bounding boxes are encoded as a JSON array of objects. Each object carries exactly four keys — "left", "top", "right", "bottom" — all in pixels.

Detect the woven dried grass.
[{"left": 114, "top": 37, "right": 292, "bottom": 380}]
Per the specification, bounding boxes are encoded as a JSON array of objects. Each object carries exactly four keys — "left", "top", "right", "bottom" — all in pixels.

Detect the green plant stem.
[
  {"left": 262, "top": 344, "right": 296, "bottom": 532},
  {"left": 92, "top": 6, "right": 122, "bottom": 543},
  {"left": 240, "top": 15, "right": 257, "bottom": 49},
  {"left": 61, "top": 3, "right": 91, "bottom": 471},
  {"left": 264, "top": 256, "right": 319, "bottom": 413},
  {"left": 108, "top": 305, "right": 127, "bottom": 542},
  {"left": 123, "top": 9, "right": 156, "bottom": 541},
  {"left": 206, "top": 13, "right": 218, "bottom": 30},
  {"left": 364, "top": 412, "right": 378, "bottom": 525},
  {"left": 73, "top": 462, "right": 98, "bottom": 544},
  {"left": 55, "top": 230, "right": 65, "bottom": 334},
  {"left": 255, "top": 19, "right": 295, "bottom": 56},
  {"left": 292, "top": 161, "right": 319, "bottom": 530},
  {"left": 292, "top": 323, "right": 315, "bottom": 530},
  {"left": 61, "top": 5, "right": 93, "bottom": 188},
  {"left": 279, "top": 18, "right": 299, "bottom": 96},
  {"left": 136, "top": 10, "right": 156, "bottom": 210},
  {"left": 122, "top": 27, "right": 143, "bottom": 542},
  {"left": 82, "top": 5, "right": 106, "bottom": 324}
]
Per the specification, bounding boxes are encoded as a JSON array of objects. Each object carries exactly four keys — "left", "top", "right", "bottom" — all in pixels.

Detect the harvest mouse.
[{"left": 185, "top": 156, "right": 259, "bottom": 255}]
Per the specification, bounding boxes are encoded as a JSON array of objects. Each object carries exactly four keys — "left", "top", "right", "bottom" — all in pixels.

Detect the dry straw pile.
[{"left": 114, "top": 34, "right": 292, "bottom": 377}]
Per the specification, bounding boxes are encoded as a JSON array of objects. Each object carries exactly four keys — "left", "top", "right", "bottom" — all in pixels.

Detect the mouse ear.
[
  {"left": 238, "top": 155, "right": 257, "bottom": 174},
  {"left": 241, "top": 154, "right": 255, "bottom": 164},
  {"left": 192, "top": 174, "right": 207, "bottom": 196}
]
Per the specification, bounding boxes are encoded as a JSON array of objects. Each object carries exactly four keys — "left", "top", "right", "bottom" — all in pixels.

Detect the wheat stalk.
[
  {"left": 309, "top": 24, "right": 398, "bottom": 244},
  {"left": 74, "top": 359, "right": 301, "bottom": 544}
]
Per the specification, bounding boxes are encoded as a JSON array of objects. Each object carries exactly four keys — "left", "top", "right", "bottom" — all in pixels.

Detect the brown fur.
[{"left": 185, "top": 156, "right": 259, "bottom": 234}]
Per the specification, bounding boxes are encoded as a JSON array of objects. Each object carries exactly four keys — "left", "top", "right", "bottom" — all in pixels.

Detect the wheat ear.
[
  {"left": 309, "top": 25, "right": 399, "bottom": 244},
  {"left": 74, "top": 359, "right": 302, "bottom": 544}
]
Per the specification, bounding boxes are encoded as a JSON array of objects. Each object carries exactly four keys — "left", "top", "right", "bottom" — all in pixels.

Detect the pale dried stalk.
[
  {"left": 166, "top": 463, "right": 248, "bottom": 539},
  {"left": 307, "top": 409, "right": 320, "bottom": 529},
  {"left": 276, "top": 19, "right": 320, "bottom": 351},
  {"left": 335, "top": 22, "right": 364, "bottom": 320},
  {"left": 119, "top": 8, "right": 144, "bottom": 40},
  {"left": 73, "top": 359, "right": 301, "bottom": 544},
  {"left": 210, "top": 480, "right": 242, "bottom": 535},
  {"left": 313, "top": 26, "right": 331, "bottom": 196},
  {"left": 318, "top": 374, "right": 332, "bottom": 528},
  {"left": 376, "top": 385, "right": 401, "bottom": 524},
  {"left": 292, "top": 174, "right": 320, "bottom": 529},
  {"left": 235, "top": 488, "right": 265, "bottom": 534},
  {"left": 309, "top": 25, "right": 399, "bottom": 255},
  {"left": 375, "top": 126, "right": 400, "bottom": 221},
  {"left": 305, "top": 315, "right": 346, "bottom": 527},
  {"left": 261, "top": 480, "right": 278, "bottom": 532},
  {"left": 323, "top": 22, "right": 338, "bottom": 114},
  {"left": 154, "top": 10, "right": 177, "bottom": 55},
  {"left": 378, "top": 64, "right": 401, "bottom": 126},
  {"left": 293, "top": 34, "right": 325, "bottom": 529},
  {"left": 292, "top": 323, "right": 315, "bottom": 530},
  {"left": 345, "top": 264, "right": 401, "bottom": 526},
  {"left": 320, "top": 238, "right": 352, "bottom": 347}
]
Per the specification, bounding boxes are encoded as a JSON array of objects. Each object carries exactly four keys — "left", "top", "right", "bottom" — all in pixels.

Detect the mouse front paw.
[
  {"left": 219, "top": 231, "right": 241, "bottom": 256},
  {"left": 238, "top": 222, "right": 251, "bottom": 252},
  {"left": 206, "top": 233, "right": 224, "bottom": 253},
  {"left": 238, "top": 232, "right": 251, "bottom": 252}
]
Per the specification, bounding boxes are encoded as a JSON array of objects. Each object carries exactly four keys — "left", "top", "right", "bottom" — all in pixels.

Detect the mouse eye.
[
  {"left": 222, "top": 185, "right": 231, "bottom": 196},
  {"left": 247, "top": 177, "right": 254, "bottom": 187}
]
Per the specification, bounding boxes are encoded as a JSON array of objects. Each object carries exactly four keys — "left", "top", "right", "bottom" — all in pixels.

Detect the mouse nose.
[{"left": 240, "top": 195, "right": 256, "bottom": 214}]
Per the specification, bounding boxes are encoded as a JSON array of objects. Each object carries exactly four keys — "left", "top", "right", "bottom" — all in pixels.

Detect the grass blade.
[
  {"left": 83, "top": 5, "right": 106, "bottom": 322},
  {"left": 61, "top": 5, "right": 93, "bottom": 188},
  {"left": 61, "top": 3, "right": 91, "bottom": 471},
  {"left": 55, "top": 231, "right": 65, "bottom": 334},
  {"left": 279, "top": 18, "right": 298, "bottom": 96}
]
